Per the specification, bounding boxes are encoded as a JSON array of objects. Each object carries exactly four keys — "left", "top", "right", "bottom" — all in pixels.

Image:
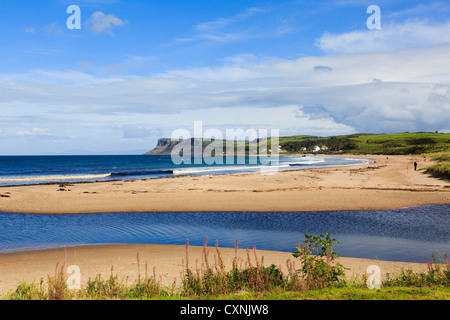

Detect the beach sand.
[
  {"left": 0, "top": 154, "right": 448, "bottom": 294},
  {"left": 0, "top": 155, "right": 449, "bottom": 214},
  {"left": 0, "top": 244, "right": 432, "bottom": 294}
]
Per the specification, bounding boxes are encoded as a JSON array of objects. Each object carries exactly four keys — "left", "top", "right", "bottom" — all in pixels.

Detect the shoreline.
[
  {"left": 0, "top": 154, "right": 448, "bottom": 294},
  {"left": 0, "top": 154, "right": 448, "bottom": 214},
  {"left": 0, "top": 243, "right": 433, "bottom": 294},
  {"left": 0, "top": 153, "right": 371, "bottom": 189}
]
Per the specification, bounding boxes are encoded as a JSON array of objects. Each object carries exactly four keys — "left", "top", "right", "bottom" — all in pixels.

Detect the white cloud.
[
  {"left": 195, "top": 7, "right": 266, "bottom": 32},
  {"left": 316, "top": 20, "right": 450, "bottom": 54},
  {"left": 171, "top": 6, "right": 292, "bottom": 45},
  {"left": 104, "top": 56, "right": 158, "bottom": 73},
  {"left": 1, "top": 42, "right": 449, "bottom": 154},
  {"left": 45, "top": 22, "right": 64, "bottom": 35},
  {"left": 77, "top": 61, "right": 94, "bottom": 72},
  {"left": 24, "top": 27, "right": 36, "bottom": 34},
  {"left": 85, "top": 11, "right": 126, "bottom": 35},
  {"left": 383, "top": 1, "right": 450, "bottom": 20},
  {"left": 17, "top": 127, "right": 51, "bottom": 136}
]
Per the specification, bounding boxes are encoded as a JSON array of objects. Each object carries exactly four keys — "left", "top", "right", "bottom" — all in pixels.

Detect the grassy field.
[
  {"left": 216, "top": 286, "right": 450, "bottom": 300},
  {"left": 149, "top": 132, "right": 450, "bottom": 156},
  {"left": 278, "top": 132, "right": 450, "bottom": 180},
  {"left": 279, "top": 132, "right": 450, "bottom": 155}
]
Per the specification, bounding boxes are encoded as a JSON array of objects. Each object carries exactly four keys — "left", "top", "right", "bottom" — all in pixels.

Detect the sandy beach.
[
  {"left": 0, "top": 155, "right": 449, "bottom": 214},
  {"left": 0, "top": 244, "right": 434, "bottom": 295},
  {"left": 0, "top": 154, "right": 449, "bottom": 295}
]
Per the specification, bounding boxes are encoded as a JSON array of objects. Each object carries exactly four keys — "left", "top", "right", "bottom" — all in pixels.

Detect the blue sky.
[{"left": 0, "top": 0, "right": 449, "bottom": 154}]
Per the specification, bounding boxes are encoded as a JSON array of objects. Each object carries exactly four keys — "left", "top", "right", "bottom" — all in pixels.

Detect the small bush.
[
  {"left": 181, "top": 238, "right": 304, "bottom": 297},
  {"left": 5, "top": 280, "right": 47, "bottom": 300},
  {"left": 47, "top": 262, "right": 70, "bottom": 300},
  {"left": 292, "top": 232, "right": 347, "bottom": 289},
  {"left": 84, "top": 256, "right": 173, "bottom": 300}
]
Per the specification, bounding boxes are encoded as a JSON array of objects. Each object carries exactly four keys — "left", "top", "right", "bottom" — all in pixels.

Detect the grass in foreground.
[
  {"left": 2, "top": 233, "right": 449, "bottom": 300},
  {"left": 215, "top": 286, "right": 450, "bottom": 300}
]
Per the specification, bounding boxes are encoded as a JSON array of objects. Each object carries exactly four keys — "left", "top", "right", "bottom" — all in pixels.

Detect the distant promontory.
[{"left": 145, "top": 132, "right": 450, "bottom": 156}]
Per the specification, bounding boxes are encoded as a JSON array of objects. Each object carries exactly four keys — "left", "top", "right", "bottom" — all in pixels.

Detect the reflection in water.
[{"left": 0, "top": 204, "right": 448, "bottom": 263}]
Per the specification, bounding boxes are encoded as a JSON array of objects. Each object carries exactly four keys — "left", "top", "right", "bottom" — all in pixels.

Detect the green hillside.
[
  {"left": 278, "top": 132, "right": 450, "bottom": 180},
  {"left": 279, "top": 132, "right": 450, "bottom": 155},
  {"left": 145, "top": 132, "right": 450, "bottom": 180}
]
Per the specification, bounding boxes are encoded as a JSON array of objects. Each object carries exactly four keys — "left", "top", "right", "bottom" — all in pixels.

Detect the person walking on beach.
[{"left": 414, "top": 162, "right": 418, "bottom": 171}]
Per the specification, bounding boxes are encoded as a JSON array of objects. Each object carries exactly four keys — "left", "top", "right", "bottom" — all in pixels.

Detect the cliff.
[
  {"left": 145, "top": 138, "right": 182, "bottom": 155},
  {"left": 145, "top": 138, "right": 251, "bottom": 155}
]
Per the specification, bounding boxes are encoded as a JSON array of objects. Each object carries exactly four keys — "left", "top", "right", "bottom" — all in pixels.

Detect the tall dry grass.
[{"left": 181, "top": 238, "right": 305, "bottom": 296}]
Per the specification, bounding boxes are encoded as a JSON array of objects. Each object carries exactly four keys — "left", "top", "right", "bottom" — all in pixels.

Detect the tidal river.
[{"left": 0, "top": 204, "right": 448, "bottom": 263}]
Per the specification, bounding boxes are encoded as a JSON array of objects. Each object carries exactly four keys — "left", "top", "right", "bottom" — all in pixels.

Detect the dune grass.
[
  {"left": 2, "top": 234, "right": 449, "bottom": 300},
  {"left": 429, "top": 152, "right": 450, "bottom": 162},
  {"left": 425, "top": 162, "right": 450, "bottom": 180},
  {"left": 423, "top": 151, "right": 450, "bottom": 180}
]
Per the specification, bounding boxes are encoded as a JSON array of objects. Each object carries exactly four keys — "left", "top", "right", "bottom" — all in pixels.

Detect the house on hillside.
[{"left": 313, "top": 145, "right": 328, "bottom": 152}]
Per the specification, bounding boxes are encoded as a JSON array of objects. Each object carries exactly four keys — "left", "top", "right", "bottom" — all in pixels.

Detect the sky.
[{"left": 0, "top": 0, "right": 449, "bottom": 155}]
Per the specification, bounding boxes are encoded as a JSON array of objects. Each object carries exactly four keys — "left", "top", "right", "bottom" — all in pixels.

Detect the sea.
[
  {"left": 0, "top": 154, "right": 372, "bottom": 186},
  {"left": 0, "top": 155, "right": 448, "bottom": 263}
]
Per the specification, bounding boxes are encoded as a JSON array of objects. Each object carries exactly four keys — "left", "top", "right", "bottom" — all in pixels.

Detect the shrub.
[
  {"left": 292, "top": 232, "right": 347, "bottom": 289},
  {"left": 5, "top": 280, "right": 47, "bottom": 300},
  {"left": 47, "top": 262, "right": 69, "bottom": 300},
  {"left": 181, "top": 238, "right": 304, "bottom": 296}
]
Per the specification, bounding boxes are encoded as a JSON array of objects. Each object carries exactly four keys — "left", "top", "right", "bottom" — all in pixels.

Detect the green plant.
[
  {"left": 292, "top": 232, "right": 347, "bottom": 289},
  {"left": 3, "top": 241, "right": 449, "bottom": 300},
  {"left": 47, "top": 262, "right": 69, "bottom": 300},
  {"left": 84, "top": 256, "right": 170, "bottom": 300},
  {"left": 429, "top": 151, "right": 450, "bottom": 162},
  {"left": 383, "top": 254, "right": 450, "bottom": 288},
  {"left": 181, "top": 238, "right": 303, "bottom": 296},
  {"left": 5, "top": 280, "right": 47, "bottom": 300}
]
